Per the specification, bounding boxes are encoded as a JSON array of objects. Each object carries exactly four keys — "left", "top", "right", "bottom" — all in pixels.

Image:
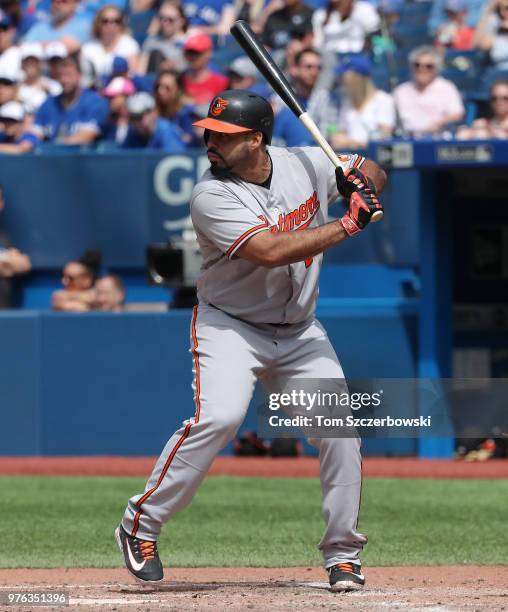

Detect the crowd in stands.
[
  {"left": 51, "top": 250, "right": 125, "bottom": 311},
  {"left": 0, "top": 0, "right": 508, "bottom": 153}
]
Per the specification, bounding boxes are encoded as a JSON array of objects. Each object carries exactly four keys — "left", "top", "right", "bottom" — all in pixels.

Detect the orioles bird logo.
[{"left": 210, "top": 97, "right": 229, "bottom": 116}]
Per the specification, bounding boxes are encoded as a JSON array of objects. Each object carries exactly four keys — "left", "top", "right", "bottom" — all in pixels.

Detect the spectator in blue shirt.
[
  {"left": 32, "top": 55, "right": 109, "bottom": 144},
  {"left": 123, "top": 91, "right": 185, "bottom": 151},
  {"left": 0, "top": 101, "right": 39, "bottom": 153},
  {"left": 23, "top": 0, "right": 90, "bottom": 55},
  {"left": 184, "top": 0, "right": 235, "bottom": 36},
  {"left": 0, "top": 0, "right": 37, "bottom": 40}
]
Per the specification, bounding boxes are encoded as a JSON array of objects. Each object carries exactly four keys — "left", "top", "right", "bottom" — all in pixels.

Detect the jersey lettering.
[{"left": 263, "top": 191, "right": 320, "bottom": 268}]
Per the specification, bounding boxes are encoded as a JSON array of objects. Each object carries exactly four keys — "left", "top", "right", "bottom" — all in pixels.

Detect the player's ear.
[{"left": 248, "top": 131, "right": 263, "bottom": 150}]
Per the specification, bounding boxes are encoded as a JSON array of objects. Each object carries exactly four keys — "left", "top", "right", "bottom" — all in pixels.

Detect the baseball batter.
[{"left": 116, "top": 90, "right": 386, "bottom": 591}]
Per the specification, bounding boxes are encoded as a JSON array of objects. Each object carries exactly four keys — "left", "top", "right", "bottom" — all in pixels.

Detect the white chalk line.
[
  {"left": 0, "top": 584, "right": 131, "bottom": 590},
  {"left": 66, "top": 598, "right": 457, "bottom": 610},
  {"left": 69, "top": 598, "right": 161, "bottom": 606}
]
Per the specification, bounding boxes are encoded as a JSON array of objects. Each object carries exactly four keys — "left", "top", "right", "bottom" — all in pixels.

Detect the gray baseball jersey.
[{"left": 190, "top": 146, "right": 364, "bottom": 324}]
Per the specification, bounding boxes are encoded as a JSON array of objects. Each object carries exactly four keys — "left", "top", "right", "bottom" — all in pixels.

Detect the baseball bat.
[{"left": 230, "top": 20, "right": 383, "bottom": 222}]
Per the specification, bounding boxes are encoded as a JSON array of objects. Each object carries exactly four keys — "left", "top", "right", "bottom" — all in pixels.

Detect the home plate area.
[{"left": 0, "top": 567, "right": 505, "bottom": 611}]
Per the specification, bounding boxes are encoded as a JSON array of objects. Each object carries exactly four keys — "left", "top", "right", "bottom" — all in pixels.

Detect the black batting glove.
[
  {"left": 335, "top": 167, "right": 383, "bottom": 236},
  {"left": 336, "top": 166, "right": 377, "bottom": 199}
]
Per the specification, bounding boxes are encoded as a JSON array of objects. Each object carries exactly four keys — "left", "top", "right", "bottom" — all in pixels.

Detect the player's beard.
[
  {"left": 208, "top": 149, "right": 233, "bottom": 177},
  {"left": 210, "top": 162, "right": 232, "bottom": 177}
]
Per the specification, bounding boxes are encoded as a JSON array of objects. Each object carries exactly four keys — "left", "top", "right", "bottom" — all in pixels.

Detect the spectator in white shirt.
[
  {"left": 393, "top": 45, "right": 465, "bottom": 137},
  {"left": 80, "top": 5, "right": 140, "bottom": 85},
  {"left": 17, "top": 42, "right": 62, "bottom": 115},
  {"left": 331, "top": 55, "right": 395, "bottom": 149},
  {"left": 312, "top": 0, "right": 380, "bottom": 54}
]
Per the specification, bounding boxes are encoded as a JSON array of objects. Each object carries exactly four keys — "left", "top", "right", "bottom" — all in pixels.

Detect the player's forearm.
[
  {"left": 272, "top": 221, "right": 349, "bottom": 266},
  {"left": 240, "top": 220, "right": 348, "bottom": 268}
]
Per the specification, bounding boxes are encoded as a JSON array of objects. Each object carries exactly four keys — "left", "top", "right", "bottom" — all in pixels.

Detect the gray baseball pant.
[{"left": 122, "top": 303, "right": 367, "bottom": 568}]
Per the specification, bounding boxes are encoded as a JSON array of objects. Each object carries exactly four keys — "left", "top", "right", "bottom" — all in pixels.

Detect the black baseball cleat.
[
  {"left": 115, "top": 524, "right": 163, "bottom": 584},
  {"left": 327, "top": 562, "right": 365, "bottom": 592}
]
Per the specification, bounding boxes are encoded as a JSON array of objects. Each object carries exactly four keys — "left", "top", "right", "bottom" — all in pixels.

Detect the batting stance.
[{"left": 117, "top": 90, "right": 386, "bottom": 591}]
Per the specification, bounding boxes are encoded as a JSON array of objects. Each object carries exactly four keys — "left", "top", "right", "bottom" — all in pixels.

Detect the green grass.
[{"left": 1, "top": 476, "right": 507, "bottom": 568}]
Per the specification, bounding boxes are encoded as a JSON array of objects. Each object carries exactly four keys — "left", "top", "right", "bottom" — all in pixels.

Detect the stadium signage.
[
  {"left": 375, "top": 143, "right": 414, "bottom": 168},
  {"left": 436, "top": 144, "right": 493, "bottom": 163}
]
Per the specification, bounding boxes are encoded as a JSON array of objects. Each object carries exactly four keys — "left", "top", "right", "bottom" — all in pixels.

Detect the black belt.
[{"left": 207, "top": 303, "right": 292, "bottom": 327}]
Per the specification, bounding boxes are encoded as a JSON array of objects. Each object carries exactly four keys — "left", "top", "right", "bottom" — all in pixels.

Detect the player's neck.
[{"left": 233, "top": 150, "right": 271, "bottom": 184}]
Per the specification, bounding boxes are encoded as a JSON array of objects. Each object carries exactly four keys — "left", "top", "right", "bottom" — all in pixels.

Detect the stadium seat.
[
  {"left": 473, "top": 67, "right": 508, "bottom": 100},
  {"left": 442, "top": 68, "right": 477, "bottom": 97},
  {"left": 397, "top": 1, "right": 433, "bottom": 27},
  {"left": 444, "top": 49, "right": 488, "bottom": 71},
  {"left": 129, "top": 10, "right": 155, "bottom": 46},
  {"left": 392, "top": 23, "right": 432, "bottom": 49},
  {"left": 371, "top": 64, "right": 397, "bottom": 92}
]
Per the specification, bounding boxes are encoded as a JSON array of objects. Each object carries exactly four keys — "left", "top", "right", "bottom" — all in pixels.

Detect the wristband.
[{"left": 338, "top": 214, "right": 361, "bottom": 236}]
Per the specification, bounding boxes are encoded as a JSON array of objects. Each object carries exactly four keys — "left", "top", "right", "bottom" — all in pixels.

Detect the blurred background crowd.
[{"left": 0, "top": 0, "right": 508, "bottom": 155}]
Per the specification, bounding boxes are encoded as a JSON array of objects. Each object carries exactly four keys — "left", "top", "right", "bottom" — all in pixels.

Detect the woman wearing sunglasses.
[
  {"left": 457, "top": 79, "right": 508, "bottom": 138},
  {"left": 81, "top": 5, "right": 140, "bottom": 83},
  {"left": 138, "top": 2, "right": 187, "bottom": 75},
  {"left": 393, "top": 45, "right": 465, "bottom": 137}
]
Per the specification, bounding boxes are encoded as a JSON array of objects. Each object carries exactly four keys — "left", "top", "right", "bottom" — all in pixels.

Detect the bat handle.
[{"left": 298, "top": 112, "right": 384, "bottom": 223}]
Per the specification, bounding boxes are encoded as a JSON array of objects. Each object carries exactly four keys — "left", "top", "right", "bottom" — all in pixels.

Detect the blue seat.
[
  {"left": 441, "top": 68, "right": 477, "bottom": 96},
  {"left": 392, "top": 24, "right": 432, "bottom": 48},
  {"left": 371, "top": 63, "right": 401, "bottom": 91},
  {"left": 397, "top": 1, "right": 433, "bottom": 27},
  {"left": 129, "top": 10, "right": 155, "bottom": 46},
  {"left": 470, "top": 68, "right": 508, "bottom": 100},
  {"left": 444, "top": 49, "right": 488, "bottom": 71}
]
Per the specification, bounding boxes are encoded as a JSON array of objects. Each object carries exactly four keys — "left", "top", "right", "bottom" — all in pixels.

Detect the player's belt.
[{"left": 208, "top": 302, "right": 292, "bottom": 327}]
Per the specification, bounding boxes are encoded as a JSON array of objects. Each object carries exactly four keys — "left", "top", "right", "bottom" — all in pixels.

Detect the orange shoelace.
[
  {"left": 139, "top": 540, "right": 157, "bottom": 560},
  {"left": 337, "top": 563, "right": 354, "bottom": 573}
]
